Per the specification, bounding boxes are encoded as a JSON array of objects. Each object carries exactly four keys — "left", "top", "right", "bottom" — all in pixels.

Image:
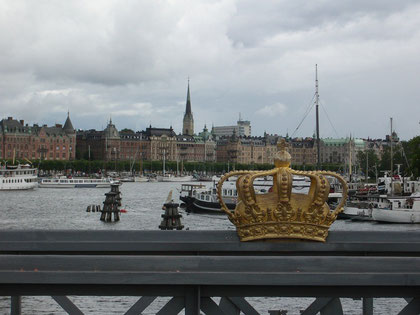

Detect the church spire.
[
  {"left": 186, "top": 78, "right": 192, "bottom": 115},
  {"left": 182, "top": 78, "right": 194, "bottom": 136}
]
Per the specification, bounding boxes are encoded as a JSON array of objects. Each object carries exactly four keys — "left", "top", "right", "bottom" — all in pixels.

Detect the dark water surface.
[{"left": 0, "top": 182, "right": 417, "bottom": 314}]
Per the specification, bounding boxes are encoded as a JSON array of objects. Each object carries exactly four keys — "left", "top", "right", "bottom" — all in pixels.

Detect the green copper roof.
[{"left": 322, "top": 137, "right": 365, "bottom": 147}]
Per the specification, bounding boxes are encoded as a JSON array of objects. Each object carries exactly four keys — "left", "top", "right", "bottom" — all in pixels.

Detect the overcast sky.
[{"left": 1, "top": 0, "right": 419, "bottom": 140}]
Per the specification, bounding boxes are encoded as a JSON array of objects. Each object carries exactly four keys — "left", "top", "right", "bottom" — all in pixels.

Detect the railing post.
[
  {"left": 363, "top": 298, "right": 373, "bottom": 315},
  {"left": 11, "top": 296, "right": 21, "bottom": 315},
  {"left": 185, "top": 285, "right": 200, "bottom": 315}
]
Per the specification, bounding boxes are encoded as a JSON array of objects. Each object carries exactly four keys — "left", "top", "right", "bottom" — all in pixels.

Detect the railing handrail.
[{"left": 0, "top": 230, "right": 420, "bottom": 255}]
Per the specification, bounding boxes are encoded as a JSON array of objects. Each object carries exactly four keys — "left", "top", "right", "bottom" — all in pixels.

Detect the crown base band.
[{"left": 237, "top": 222, "right": 330, "bottom": 242}]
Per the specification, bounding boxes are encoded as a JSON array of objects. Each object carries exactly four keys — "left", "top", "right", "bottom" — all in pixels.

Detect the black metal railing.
[{"left": 1, "top": 230, "right": 420, "bottom": 314}]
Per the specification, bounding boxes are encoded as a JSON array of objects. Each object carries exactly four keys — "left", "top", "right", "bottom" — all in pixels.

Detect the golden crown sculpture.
[{"left": 217, "top": 139, "right": 348, "bottom": 242}]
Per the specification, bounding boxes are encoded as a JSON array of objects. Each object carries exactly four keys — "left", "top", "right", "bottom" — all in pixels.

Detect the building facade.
[
  {"left": 212, "top": 119, "right": 251, "bottom": 138},
  {"left": 320, "top": 138, "right": 365, "bottom": 167},
  {"left": 0, "top": 114, "right": 76, "bottom": 161}
]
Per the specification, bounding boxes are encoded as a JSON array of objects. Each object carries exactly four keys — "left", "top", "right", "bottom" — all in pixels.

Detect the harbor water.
[{"left": 0, "top": 181, "right": 417, "bottom": 314}]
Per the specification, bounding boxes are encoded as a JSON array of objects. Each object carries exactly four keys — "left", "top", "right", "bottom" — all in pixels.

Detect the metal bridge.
[{"left": 1, "top": 230, "right": 420, "bottom": 314}]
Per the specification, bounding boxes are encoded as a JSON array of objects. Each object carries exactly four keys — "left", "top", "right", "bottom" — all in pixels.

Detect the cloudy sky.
[{"left": 1, "top": 0, "right": 419, "bottom": 140}]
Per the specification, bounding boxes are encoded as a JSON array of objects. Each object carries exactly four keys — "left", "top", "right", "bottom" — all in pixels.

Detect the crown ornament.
[{"left": 217, "top": 139, "right": 348, "bottom": 242}]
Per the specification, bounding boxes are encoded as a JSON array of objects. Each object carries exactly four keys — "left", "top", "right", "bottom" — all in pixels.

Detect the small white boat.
[
  {"left": 134, "top": 176, "right": 149, "bottom": 182},
  {"left": 157, "top": 174, "right": 194, "bottom": 182},
  {"left": 39, "top": 177, "right": 112, "bottom": 188},
  {"left": 0, "top": 164, "right": 38, "bottom": 190},
  {"left": 372, "top": 193, "right": 420, "bottom": 223}
]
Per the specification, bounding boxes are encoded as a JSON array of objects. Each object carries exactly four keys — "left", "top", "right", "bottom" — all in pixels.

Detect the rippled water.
[{"left": 0, "top": 182, "right": 417, "bottom": 314}]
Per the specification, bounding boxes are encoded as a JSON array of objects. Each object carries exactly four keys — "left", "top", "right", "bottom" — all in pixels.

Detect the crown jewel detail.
[{"left": 217, "top": 139, "right": 348, "bottom": 242}]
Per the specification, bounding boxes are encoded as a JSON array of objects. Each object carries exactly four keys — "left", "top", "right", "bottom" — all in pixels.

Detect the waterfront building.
[
  {"left": 77, "top": 119, "right": 126, "bottom": 162},
  {"left": 212, "top": 118, "right": 251, "bottom": 138},
  {"left": 0, "top": 114, "right": 76, "bottom": 161},
  {"left": 146, "top": 126, "right": 178, "bottom": 162},
  {"left": 119, "top": 130, "right": 150, "bottom": 162},
  {"left": 289, "top": 137, "right": 317, "bottom": 166},
  {"left": 77, "top": 122, "right": 154, "bottom": 163},
  {"left": 320, "top": 137, "right": 365, "bottom": 167},
  {"left": 215, "top": 132, "right": 240, "bottom": 164},
  {"left": 177, "top": 125, "right": 216, "bottom": 163}
]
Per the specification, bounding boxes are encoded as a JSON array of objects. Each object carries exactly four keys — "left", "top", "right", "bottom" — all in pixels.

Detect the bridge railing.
[{"left": 1, "top": 230, "right": 420, "bottom": 314}]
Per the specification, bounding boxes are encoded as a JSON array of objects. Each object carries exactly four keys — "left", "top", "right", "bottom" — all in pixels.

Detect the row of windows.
[
  {"left": 2, "top": 137, "right": 73, "bottom": 143},
  {"left": 1, "top": 178, "right": 27, "bottom": 184}
]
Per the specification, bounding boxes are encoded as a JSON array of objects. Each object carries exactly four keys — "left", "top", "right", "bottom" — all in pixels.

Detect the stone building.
[
  {"left": 212, "top": 119, "right": 251, "bottom": 138},
  {"left": 215, "top": 133, "right": 241, "bottom": 164},
  {"left": 0, "top": 114, "right": 76, "bottom": 161},
  {"left": 76, "top": 119, "right": 123, "bottom": 162},
  {"left": 177, "top": 125, "right": 216, "bottom": 162},
  {"left": 119, "top": 130, "right": 150, "bottom": 162},
  {"left": 289, "top": 137, "right": 317, "bottom": 166},
  {"left": 320, "top": 138, "right": 365, "bottom": 166},
  {"left": 146, "top": 126, "right": 178, "bottom": 162}
]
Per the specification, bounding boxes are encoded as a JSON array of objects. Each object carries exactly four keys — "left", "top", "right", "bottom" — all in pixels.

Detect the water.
[{"left": 0, "top": 182, "right": 417, "bottom": 314}]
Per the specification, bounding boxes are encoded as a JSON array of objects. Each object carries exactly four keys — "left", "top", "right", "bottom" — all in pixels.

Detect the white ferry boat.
[
  {"left": 39, "top": 177, "right": 112, "bottom": 188},
  {"left": 0, "top": 164, "right": 38, "bottom": 190}
]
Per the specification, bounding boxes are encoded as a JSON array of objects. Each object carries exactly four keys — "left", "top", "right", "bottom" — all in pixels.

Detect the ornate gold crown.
[{"left": 217, "top": 139, "right": 348, "bottom": 242}]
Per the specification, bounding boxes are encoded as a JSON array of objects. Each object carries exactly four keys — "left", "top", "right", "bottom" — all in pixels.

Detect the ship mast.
[
  {"left": 390, "top": 117, "right": 393, "bottom": 196},
  {"left": 315, "top": 64, "right": 321, "bottom": 169}
]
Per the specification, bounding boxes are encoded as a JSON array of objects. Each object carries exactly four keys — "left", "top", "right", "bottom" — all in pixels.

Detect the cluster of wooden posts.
[{"left": 86, "top": 186, "right": 184, "bottom": 229}]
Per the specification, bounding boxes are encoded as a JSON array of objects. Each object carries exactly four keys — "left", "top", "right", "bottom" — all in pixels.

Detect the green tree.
[
  {"left": 407, "top": 136, "right": 420, "bottom": 178},
  {"left": 357, "top": 149, "right": 380, "bottom": 180}
]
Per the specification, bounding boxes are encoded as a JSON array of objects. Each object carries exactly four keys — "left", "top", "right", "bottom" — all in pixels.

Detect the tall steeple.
[{"left": 182, "top": 79, "right": 194, "bottom": 136}]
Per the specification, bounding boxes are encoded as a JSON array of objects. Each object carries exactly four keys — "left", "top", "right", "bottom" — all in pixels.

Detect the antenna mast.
[{"left": 315, "top": 64, "right": 321, "bottom": 169}]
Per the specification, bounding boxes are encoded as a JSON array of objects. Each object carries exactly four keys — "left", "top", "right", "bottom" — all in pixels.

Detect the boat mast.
[
  {"left": 365, "top": 148, "right": 369, "bottom": 184},
  {"left": 349, "top": 135, "right": 352, "bottom": 182},
  {"left": 163, "top": 148, "right": 166, "bottom": 177},
  {"left": 390, "top": 117, "right": 393, "bottom": 196},
  {"left": 315, "top": 64, "right": 321, "bottom": 169}
]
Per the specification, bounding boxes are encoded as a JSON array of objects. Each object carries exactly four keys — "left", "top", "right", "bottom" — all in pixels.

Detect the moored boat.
[
  {"left": 180, "top": 176, "right": 326, "bottom": 214},
  {"left": 0, "top": 164, "right": 38, "bottom": 190},
  {"left": 157, "top": 174, "right": 194, "bottom": 182},
  {"left": 39, "top": 177, "right": 113, "bottom": 188},
  {"left": 372, "top": 193, "right": 420, "bottom": 223},
  {"left": 183, "top": 181, "right": 238, "bottom": 214}
]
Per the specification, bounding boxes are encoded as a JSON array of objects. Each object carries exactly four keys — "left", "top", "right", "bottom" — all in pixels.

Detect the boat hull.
[
  {"left": 372, "top": 209, "right": 420, "bottom": 223},
  {"left": 158, "top": 175, "right": 194, "bottom": 182},
  {"left": 0, "top": 182, "right": 37, "bottom": 190},
  {"left": 185, "top": 198, "right": 235, "bottom": 214},
  {"left": 39, "top": 178, "right": 111, "bottom": 188}
]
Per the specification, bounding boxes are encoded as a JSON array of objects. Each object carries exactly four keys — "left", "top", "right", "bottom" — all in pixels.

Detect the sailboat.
[
  {"left": 156, "top": 150, "right": 194, "bottom": 182},
  {"left": 134, "top": 157, "right": 148, "bottom": 182}
]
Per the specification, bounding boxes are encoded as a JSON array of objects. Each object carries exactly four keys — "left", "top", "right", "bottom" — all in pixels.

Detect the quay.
[{"left": 1, "top": 230, "right": 420, "bottom": 314}]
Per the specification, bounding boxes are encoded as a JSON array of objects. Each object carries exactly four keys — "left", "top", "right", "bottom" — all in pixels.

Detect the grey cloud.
[{"left": 0, "top": 0, "right": 419, "bottom": 140}]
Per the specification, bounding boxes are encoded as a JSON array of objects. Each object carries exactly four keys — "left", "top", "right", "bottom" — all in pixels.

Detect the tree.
[
  {"left": 120, "top": 128, "right": 134, "bottom": 134},
  {"left": 357, "top": 149, "right": 380, "bottom": 180}
]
